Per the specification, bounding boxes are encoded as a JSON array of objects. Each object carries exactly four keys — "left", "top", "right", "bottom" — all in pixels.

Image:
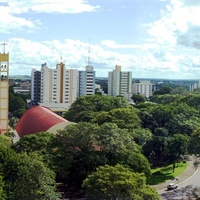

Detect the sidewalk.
[{"left": 152, "top": 159, "right": 198, "bottom": 191}]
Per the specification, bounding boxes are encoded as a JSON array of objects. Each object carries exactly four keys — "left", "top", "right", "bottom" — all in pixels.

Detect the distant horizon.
[{"left": 9, "top": 74, "right": 199, "bottom": 81}]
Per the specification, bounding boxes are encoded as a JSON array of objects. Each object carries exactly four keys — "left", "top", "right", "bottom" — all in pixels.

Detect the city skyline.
[{"left": 1, "top": 0, "right": 200, "bottom": 79}]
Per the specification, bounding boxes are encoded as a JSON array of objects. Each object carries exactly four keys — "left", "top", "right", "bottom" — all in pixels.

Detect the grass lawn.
[{"left": 147, "top": 162, "right": 188, "bottom": 185}]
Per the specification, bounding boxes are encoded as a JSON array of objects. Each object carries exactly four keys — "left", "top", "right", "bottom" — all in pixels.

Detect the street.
[{"left": 159, "top": 167, "right": 200, "bottom": 199}]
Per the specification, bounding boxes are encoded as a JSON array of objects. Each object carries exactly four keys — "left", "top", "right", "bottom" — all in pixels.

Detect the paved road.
[{"left": 155, "top": 161, "right": 200, "bottom": 200}]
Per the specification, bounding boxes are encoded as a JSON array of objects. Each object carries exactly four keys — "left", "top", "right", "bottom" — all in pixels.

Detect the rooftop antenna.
[
  {"left": 1, "top": 41, "right": 7, "bottom": 53},
  {"left": 88, "top": 38, "right": 91, "bottom": 66}
]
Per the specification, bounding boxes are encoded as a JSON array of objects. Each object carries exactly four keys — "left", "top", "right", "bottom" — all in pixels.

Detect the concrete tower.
[
  {"left": 108, "top": 65, "right": 132, "bottom": 97},
  {"left": 78, "top": 40, "right": 95, "bottom": 96},
  {"left": 0, "top": 42, "right": 9, "bottom": 134}
]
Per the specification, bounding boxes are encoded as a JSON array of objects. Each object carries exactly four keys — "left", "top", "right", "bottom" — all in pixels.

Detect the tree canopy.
[
  {"left": 64, "top": 95, "right": 131, "bottom": 122},
  {"left": 131, "top": 94, "right": 146, "bottom": 104},
  {"left": 153, "top": 86, "right": 173, "bottom": 95},
  {"left": 0, "top": 137, "right": 60, "bottom": 200},
  {"left": 83, "top": 164, "right": 160, "bottom": 200},
  {"left": 91, "top": 107, "right": 141, "bottom": 130},
  {"left": 54, "top": 122, "right": 151, "bottom": 187}
]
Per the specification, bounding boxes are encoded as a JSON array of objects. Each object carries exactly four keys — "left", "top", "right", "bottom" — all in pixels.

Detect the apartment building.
[
  {"left": 31, "top": 68, "right": 41, "bottom": 103},
  {"left": 78, "top": 65, "right": 95, "bottom": 96},
  {"left": 31, "top": 62, "right": 78, "bottom": 111},
  {"left": 189, "top": 80, "right": 200, "bottom": 91},
  {"left": 108, "top": 65, "right": 132, "bottom": 97},
  {"left": 132, "top": 80, "right": 153, "bottom": 98}
]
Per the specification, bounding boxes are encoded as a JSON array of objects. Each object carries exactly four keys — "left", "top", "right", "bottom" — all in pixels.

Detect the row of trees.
[
  {"left": 7, "top": 85, "right": 200, "bottom": 199},
  {"left": 64, "top": 95, "right": 200, "bottom": 166},
  {"left": 0, "top": 121, "right": 160, "bottom": 199}
]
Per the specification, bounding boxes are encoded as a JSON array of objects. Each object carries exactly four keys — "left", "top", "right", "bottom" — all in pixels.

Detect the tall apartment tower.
[
  {"left": 0, "top": 45, "right": 9, "bottom": 134},
  {"left": 78, "top": 65, "right": 95, "bottom": 96},
  {"left": 31, "top": 68, "right": 41, "bottom": 103},
  {"left": 39, "top": 62, "right": 78, "bottom": 111},
  {"left": 108, "top": 65, "right": 132, "bottom": 96}
]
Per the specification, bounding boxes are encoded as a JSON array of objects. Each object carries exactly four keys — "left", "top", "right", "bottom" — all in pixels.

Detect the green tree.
[
  {"left": 171, "top": 87, "right": 188, "bottom": 95},
  {"left": 95, "top": 123, "right": 151, "bottom": 177},
  {"left": 139, "top": 104, "right": 172, "bottom": 134},
  {"left": 13, "top": 108, "right": 26, "bottom": 118},
  {"left": 131, "top": 94, "right": 146, "bottom": 104},
  {"left": 0, "top": 134, "right": 13, "bottom": 147},
  {"left": 188, "top": 127, "right": 200, "bottom": 156},
  {"left": 11, "top": 132, "right": 58, "bottom": 170},
  {"left": 193, "top": 88, "right": 200, "bottom": 94},
  {"left": 64, "top": 95, "right": 131, "bottom": 122},
  {"left": 91, "top": 107, "right": 141, "bottom": 130},
  {"left": 149, "top": 94, "right": 181, "bottom": 104},
  {"left": 56, "top": 122, "right": 151, "bottom": 188},
  {"left": 139, "top": 103, "right": 200, "bottom": 136},
  {"left": 82, "top": 164, "right": 160, "bottom": 200},
  {"left": 56, "top": 123, "right": 99, "bottom": 186},
  {"left": 167, "top": 103, "right": 200, "bottom": 136},
  {"left": 143, "top": 135, "right": 168, "bottom": 166},
  {"left": 9, "top": 96, "right": 26, "bottom": 113},
  {"left": 176, "top": 94, "right": 200, "bottom": 110},
  {"left": 153, "top": 86, "right": 173, "bottom": 95},
  {"left": 167, "top": 134, "right": 189, "bottom": 164},
  {"left": 0, "top": 176, "right": 6, "bottom": 200},
  {"left": 132, "top": 128, "right": 153, "bottom": 148},
  {"left": 3, "top": 153, "right": 60, "bottom": 200},
  {"left": 9, "top": 117, "right": 19, "bottom": 130}
]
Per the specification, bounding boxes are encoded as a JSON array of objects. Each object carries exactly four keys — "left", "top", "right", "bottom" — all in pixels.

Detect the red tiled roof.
[{"left": 16, "top": 106, "right": 68, "bottom": 137}]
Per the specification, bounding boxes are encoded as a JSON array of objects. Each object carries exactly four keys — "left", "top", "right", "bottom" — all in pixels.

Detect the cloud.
[
  {"left": 177, "top": 25, "right": 200, "bottom": 49},
  {"left": 101, "top": 40, "right": 140, "bottom": 49},
  {"left": 5, "top": 36, "right": 199, "bottom": 79},
  {"left": 0, "top": 6, "right": 39, "bottom": 34},
  {"left": 6, "top": 38, "right": 136, "bottom": 76},
  {"left": 0, "top": 0, "right": 100, "bottom": 34},
  {"left": 2, "top": 0, "right": 200, "bottom": 79},
  {"left": 147, "top": 0, "right": 200, "bottom": 49},
  {"left": 101, "top": 40, "right": 159, "bottom": 51},
  {"left": 5, "top": 0, "right": 100, "bottom": 14}
]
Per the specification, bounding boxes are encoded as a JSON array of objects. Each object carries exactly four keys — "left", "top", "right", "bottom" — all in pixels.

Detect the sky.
[{"left": 1, "top": 0, "right": 200, "bottom": 79}]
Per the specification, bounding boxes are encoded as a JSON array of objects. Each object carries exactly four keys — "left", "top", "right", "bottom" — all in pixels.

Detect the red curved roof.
[{"left": 16, "top": 106, "right": 69, "bottom": 137}]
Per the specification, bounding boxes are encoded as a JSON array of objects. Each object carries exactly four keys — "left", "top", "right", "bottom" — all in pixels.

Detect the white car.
[{"left": 167, "top": 183, "right": 178, "bottom": 190}]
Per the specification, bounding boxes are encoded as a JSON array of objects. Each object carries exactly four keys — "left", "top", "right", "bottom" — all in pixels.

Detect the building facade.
[
  {"left": 31, "top": 62, "right": 78, "bottom": 111},
  {"left": 189, "top": 80, "right": 200, "bottom": 91},
  {"left": 132, "top": 80, "right": 153, "bottom": 98},
  {"left": 108, "top": 65, "right": 132, "bottom": 97},
  {"left": 0, "top": 51, "right": 9, "bottom": 134},
  {"left": 31, "top": 68, "right": 41, "bottom": 103},
  {"left": 78, "top": 65, "right": 95, "bottom": 96}
]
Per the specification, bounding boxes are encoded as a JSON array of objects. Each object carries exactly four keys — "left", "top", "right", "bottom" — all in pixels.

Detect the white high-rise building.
[
  {"left": 108, "top": 65, "right": 132, "bottom": 97},
  {"left": 132, "top": 80, "right": 153, "bottom": 98},
  {"left": 78, "top": 65, "right": 95, "bottom": 96},
  {"left": 39, "top": 62, "right": 78, "bottom": 111}
]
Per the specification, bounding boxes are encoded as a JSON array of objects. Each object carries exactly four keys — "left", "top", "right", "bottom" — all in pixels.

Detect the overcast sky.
[{"left": 1, "top": 0, "right": 200, "bottom": 79}]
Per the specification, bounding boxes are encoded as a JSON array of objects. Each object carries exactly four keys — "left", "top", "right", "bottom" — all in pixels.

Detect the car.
[{"left": 167, "top": 183, "right": 178, "bottom": 190}]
